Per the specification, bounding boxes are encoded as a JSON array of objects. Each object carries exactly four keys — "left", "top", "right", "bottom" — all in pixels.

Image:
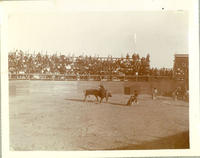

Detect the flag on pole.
[
  {"left": 134, "top": 33, "right": 137, "bottom": 44},
  {"left": 134, "top": 33, "right": 137, "bottom": 53}
]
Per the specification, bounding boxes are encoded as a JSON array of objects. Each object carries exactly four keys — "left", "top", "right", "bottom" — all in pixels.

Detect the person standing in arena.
[{"left": 152, "top": 88, "right": 158, "bottom": 100}]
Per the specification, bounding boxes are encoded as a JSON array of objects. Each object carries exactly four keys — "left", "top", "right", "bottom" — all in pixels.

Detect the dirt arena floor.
[{"left": 9, "top": 80, "right": 189, "bottom": 150}]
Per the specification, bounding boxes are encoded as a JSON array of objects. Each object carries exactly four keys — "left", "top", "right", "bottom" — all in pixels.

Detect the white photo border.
[{"left": 1, "top": 0, "right": 199, "bottom": 157}]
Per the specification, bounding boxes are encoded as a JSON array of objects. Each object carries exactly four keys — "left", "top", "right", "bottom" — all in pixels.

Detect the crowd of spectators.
[{"left": 8, "top": 50, "right": 173, "bottom": 77}]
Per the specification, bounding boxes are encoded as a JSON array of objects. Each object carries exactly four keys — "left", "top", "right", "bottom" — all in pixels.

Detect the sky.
[{"left": 8, "top": 11, "right": 188, "bottom": 68}]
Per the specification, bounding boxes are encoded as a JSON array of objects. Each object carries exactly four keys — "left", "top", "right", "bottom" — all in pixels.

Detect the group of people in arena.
[
  {"left": 8, "top": 50, "right": 173, "bottom": 77},
  {"left": 126, "top": 86, "right": 188, "bottom": 105},
  {"left": 99, "top": 84, "right": 158, "bottom": 106}
]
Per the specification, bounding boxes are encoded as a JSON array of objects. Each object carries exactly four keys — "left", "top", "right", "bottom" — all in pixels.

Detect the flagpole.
[{"left": 134, "top": 33, "right": 137, "bottom": 53}]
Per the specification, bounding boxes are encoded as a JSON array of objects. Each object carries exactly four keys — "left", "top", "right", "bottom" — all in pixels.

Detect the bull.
[{"left": 84, "top": 89, "right": 112, "bottom": 103}]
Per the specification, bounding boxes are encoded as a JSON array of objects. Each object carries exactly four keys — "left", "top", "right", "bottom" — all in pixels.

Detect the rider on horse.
[{"left": 99, "top": 84, "right": 106, "bottom": 98}]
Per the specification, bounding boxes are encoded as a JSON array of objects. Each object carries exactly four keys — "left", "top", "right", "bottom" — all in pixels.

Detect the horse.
[{"left": 84, "top": 89, "right": 112, "bottom": 103}]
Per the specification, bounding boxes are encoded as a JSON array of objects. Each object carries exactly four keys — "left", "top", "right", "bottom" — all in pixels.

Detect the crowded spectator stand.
[{"left": 8, "top": 50, "right": 173, "bottom": 81}]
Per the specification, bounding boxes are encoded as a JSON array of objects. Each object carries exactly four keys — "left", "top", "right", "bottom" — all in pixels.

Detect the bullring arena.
[{"left": 9, "top": 79, "right": 189, "bottom": 150}]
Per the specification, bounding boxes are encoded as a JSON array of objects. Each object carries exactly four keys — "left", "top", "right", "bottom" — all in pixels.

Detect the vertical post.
[{"left": 136, "top": 72, "right": 138, "bottom": 82}]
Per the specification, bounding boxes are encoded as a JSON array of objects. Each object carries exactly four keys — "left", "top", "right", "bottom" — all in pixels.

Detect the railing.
[{"left": 8, "top": 73, "right": 173, "bottom": 81}]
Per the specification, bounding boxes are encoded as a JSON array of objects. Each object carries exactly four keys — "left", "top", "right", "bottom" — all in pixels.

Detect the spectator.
[{"left": 8, "top": 50, "right": 173, "bottom": 79}]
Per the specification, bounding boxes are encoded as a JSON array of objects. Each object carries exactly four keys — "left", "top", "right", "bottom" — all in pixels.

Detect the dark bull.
[{"left": 84, "top": 89, "right": 112, "bottom": 103}]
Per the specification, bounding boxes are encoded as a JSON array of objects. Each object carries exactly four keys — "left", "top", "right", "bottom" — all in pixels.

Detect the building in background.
[{"left": 173, "top": 54, "right": 189, "bottom": 90}]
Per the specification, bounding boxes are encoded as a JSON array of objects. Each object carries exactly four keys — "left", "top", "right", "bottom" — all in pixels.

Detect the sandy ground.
[{"left": 9, "top": 80, "right": 189, "bottom": 150}]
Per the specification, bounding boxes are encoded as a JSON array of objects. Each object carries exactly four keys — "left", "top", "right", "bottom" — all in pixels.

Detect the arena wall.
[
  {"left": 125, "top": 80, "right": 185, "bottom": 95},
  {"left": 75, "top": 79, "right": 185, "bottom": 96},
  {"left": 9, "top": 79, "right": 186, "bottom": 98},
  {"left": 99, "top": 80, "right": 185, "bottom": 96}
]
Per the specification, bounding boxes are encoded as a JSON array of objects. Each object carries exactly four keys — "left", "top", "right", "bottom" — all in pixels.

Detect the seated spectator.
[{"left": 8, "top": 50, "right": 173, "bottom": 80}]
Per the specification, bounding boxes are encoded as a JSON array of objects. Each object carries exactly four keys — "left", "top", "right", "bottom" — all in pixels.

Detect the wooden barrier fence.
[{"left": 9, "top": 73, "right": 172, "bottom": 82}]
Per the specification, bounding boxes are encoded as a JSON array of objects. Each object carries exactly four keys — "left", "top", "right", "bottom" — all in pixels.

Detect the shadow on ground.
[
  {"left": 106, "top": 131, "right": 189, "bottom": 150},
  {"left": 65, "top": 98, "right": 127, "bottom": 106},
  {"left": 65, "top": 98, "right": 97, "bottom": 103},
  {"left": 109, "top": 102, "right": 128, "bottom": 106}
]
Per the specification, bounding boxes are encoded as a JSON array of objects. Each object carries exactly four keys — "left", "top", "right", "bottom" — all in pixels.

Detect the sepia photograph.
[
  {"left": 7, "top": 10, "right": 190, "bottom": 151},
  {"left": 1, "top": 0, "right": 200, "bottom": 157}
]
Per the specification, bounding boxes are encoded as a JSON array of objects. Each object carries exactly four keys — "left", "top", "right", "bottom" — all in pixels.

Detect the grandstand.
[{"left": 8, "top": 50, "right": 173, "bottom": 81}]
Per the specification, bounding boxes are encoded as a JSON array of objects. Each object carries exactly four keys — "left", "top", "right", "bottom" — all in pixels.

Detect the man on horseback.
[
  {"left": 84, "top": 84, "right": 112, "bottom": 103},
  {"left": 99, "top": 84, "right": 106, "bottom": 102}
]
